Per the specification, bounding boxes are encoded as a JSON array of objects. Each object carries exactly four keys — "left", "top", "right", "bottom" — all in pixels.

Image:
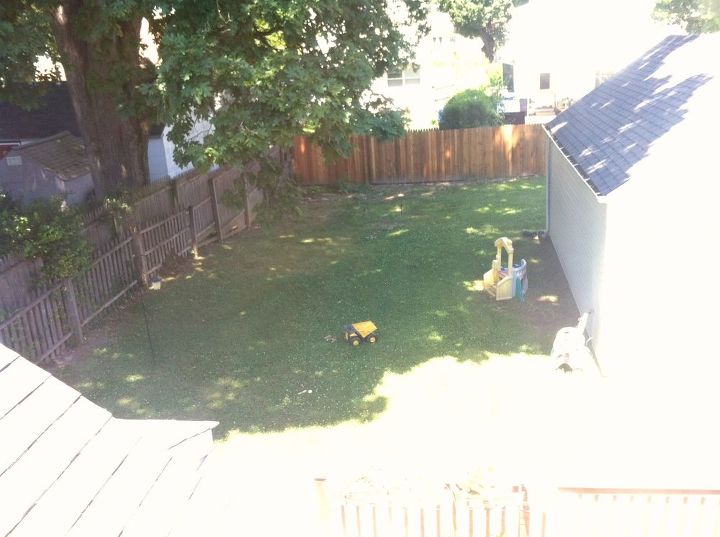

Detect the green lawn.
[{"left": 56, "top": 178, "right": 578, "bottom": 438}]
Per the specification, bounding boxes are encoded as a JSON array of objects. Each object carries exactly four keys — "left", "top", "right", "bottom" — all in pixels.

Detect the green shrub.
[
  {"left": 439, "top": 85, "right": 503, "bottom": 129},
  {"left": 0, "top": 193, "right": 91, "bottom": 281}
]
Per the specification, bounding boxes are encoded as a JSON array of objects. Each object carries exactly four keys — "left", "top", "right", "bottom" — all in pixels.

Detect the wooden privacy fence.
[
  {"left": 0, "top": 167, "right": 262, "bottom": 364},
  {"left": 294, "top": 124, "right": 546, "bottom": 186},
  {"left": 317, "top": 483, "right": 720, "bottom": 537}
]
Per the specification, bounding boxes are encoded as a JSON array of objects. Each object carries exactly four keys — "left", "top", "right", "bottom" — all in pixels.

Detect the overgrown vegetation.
[
  {"left": 0, "top": 192, "right": 91, "bottom": 281},
  {"left": 439, "top": 77, "right": 504, "bottom": 129}
]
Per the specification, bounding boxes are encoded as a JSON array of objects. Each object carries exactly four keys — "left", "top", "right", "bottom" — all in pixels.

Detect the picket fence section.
[
  {"left": 319, "top": 485, "right": 720, "bottom": 537},
  {"left": 332, "top": 497, "right": 525, "bottom": 537},
  {"left": 141, "top": 211, "right": 192, "bottom": 275},
  {"left": 0, "top": 283, "right": 70, "bottom": 364},
  {"left": 0, "top": 256, "right": 46, "bottom": 316},
  {"left": 0, "top": 166, "right": 262, "bottom": 364},
  {"left": 73, "top": 236, "right": 137, "bottom": 327},
  {"left": 294, "top": 124, "right": 547, "bottom": 186}
]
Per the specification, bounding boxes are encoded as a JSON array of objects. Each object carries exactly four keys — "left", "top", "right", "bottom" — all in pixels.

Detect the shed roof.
[
  {"left": 0, "top": 344, "right": 217, "bottom": 537},
  {"left": 545, "top": 34, "right": 719, "bottom": 196},
  {"left": 12, "top": 132, "right": 91, "bottom": 180}
]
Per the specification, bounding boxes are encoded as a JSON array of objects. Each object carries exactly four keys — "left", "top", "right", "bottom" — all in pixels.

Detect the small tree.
[
  {"left": 438, "top": 81, "right": 503, "bottom": 130},
  {"left": 654, "top": 0, "right": 720, "bottom": 32},
  {"left": 437, "top": 0, "right": 527, "bottom": 61},
  {"left": 0, "top": 194, "right": 91, "bottom": 281}
]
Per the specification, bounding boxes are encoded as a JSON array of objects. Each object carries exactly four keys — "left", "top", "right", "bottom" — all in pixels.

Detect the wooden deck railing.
[{"left": 318, "top": 482, "right": 720, "bottom": 537}]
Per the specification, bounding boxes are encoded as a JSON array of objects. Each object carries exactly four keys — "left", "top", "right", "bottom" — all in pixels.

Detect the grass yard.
[{"left": 56, "top": 178, "right": 578, "bottom": 439}]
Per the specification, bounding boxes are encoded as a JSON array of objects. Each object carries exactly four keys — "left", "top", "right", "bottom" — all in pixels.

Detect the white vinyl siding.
[
  {"left": 147, "top": 136, "right": 169, "bottom": 181},
  {"left": 547, "top": 140, "right": 607, "bottom": 341}
]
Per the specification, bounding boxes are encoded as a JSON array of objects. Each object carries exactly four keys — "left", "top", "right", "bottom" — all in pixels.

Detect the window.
[
  {"left": 502, "top": 63, "right": 515, "bottom": 93},
  {"left": 387, "top": 68, "right": 421, "bottom": 87},
  {"left": 539, "top": 73, "right": 551, "bottom": 90}
]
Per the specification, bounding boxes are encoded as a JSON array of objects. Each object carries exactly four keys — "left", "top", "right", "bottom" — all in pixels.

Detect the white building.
[
  {"left": 545, "top": 34, "right": 720, "bottom": 378},
  {"left": 497, "top": 0, "right": 677, "bottom": 120},
  {"left": 372, "top": 8, "right": 492, "bottom": 129}
]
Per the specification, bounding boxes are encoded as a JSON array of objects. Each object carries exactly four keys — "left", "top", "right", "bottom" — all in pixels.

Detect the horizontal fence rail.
[
  {"left": 0, "top": 166, "right": 262, "bottom": 364},
  {"left": 547, "top": 487, "right": 720, "bottom": 537},
  {"left": 294, "top": 124, "right": 547, "bottom": 186}
]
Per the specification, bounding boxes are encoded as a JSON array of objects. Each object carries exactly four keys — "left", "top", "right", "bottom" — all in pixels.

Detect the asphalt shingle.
[{"left": 546, "top": 34, "right": 718, "bottom": 196}]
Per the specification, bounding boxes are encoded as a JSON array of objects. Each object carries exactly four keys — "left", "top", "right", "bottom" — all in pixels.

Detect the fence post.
[
  {"left": 130, "top": 228, "right": 149, "bottom": 287},
  {"left": 187, "top": 205, "right": 199, "bottom": 256},
  {"left": 315, "top": 478, "right": 332, "bottom": 537},
  {"left": 209, "top": 174, "right": 224, "bottom": 243},
  {"left": 170, "top": 179, "right": 180, "bottom": 211},
  {"left": 243, "top": 177, "right": 252, "bottom": 228},
  {"left": 62, "top": 279, "right": 84, "bottom": 346}
]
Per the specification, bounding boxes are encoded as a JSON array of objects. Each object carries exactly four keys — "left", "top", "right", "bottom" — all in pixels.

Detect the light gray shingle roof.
[
  {"left": 0, "top": 344, "right": 217, "bottom": 537},
  {"left": 14, "top": 132, "right": 91, "bottom": 180},
  {"left": 546, "top": 34, "right": 718, "bottom": 196}
]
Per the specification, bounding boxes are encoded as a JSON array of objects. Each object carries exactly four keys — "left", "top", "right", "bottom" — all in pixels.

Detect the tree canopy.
[
  {"left": 0, "top": 1, "right": 428, "bottom": 197},
  {"left": 436, "top": 0, "right": 525, "bottom": 61},
  {"left": 654, "top": 0, "right": 720, "bottom": 32}
]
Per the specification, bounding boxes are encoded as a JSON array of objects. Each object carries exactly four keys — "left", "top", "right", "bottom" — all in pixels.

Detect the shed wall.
[
  {"left": 0, "top": 157, "right": 92, "bottom": 204},
  {"left": 598, "top": 159, "right": 720, "bottom": 378},
  {"left": 547, "top": 139, "right": 607, "bottom": 342}
]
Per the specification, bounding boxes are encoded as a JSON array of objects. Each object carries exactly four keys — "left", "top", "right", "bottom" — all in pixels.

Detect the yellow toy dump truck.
[{"left": 344, "top": 321, "right": 378, "bottom": 347}]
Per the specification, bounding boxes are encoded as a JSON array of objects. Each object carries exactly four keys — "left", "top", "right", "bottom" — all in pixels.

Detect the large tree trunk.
[{"left": 50, "top": 2, "right": 151, "bottom": 199}]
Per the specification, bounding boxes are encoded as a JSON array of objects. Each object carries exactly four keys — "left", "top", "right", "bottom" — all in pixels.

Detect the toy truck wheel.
[
  {"left": 367, "top": 334, "right": 378, "bottom": 344},
  {"left": 349, "top": 336, "right": 361, "bottom": 347}
]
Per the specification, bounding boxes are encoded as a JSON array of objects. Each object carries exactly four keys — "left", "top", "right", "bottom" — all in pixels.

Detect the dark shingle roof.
[
  {"left": 546, "top": 34, "right": 718, "bottom": 196},
  {"left": 0, "top": 83, "right": 165, "bottom": 141},
  {"left": 0, "top": 84, "right": 81, "bottom": 141}
]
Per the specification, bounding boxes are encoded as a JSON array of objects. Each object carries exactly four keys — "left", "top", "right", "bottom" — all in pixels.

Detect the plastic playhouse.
[{"left": 483, "top": 237, "right": 528, "bottom": 301}]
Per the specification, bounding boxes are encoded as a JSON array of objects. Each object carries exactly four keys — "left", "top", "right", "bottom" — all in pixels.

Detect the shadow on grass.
[{"left": 55, "top": 179, "right": 578, "bottom": 439}]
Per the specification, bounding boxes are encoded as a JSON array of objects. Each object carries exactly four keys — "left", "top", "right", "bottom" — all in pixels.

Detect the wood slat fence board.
[
  {"left": 141, "top": 211, "right": 191, "bottom": 275},
  {"left": 294, "top": 124, "right": 546, "bottom": 185},
  {"left": 73, "top": 236, "right": 136, "bottom": 327},
  {"left": 0, "top": 283, "right": 70, "bottom": 365},
  {"left": 0, "top": 166, "right": 262, "bottom": 364},
  {"left": 0, "top": 257, "right": 46, "bottom": 316}
]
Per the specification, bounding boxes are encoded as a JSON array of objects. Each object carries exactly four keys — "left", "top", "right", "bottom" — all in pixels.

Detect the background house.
[
  {"left": 497, "top": 0, "right": 676, "bottom": 122},
  {"left": 0, "top": 132, "right": 94, "bottom": 204},
  {"left": 544, "top": 33, "right": 720, "bottom": 377},
  {"left": 0, "top": 83, "right": 193, "bottom": 184},
  {"left": 371, "top": 7, "right": 492, "bottom": 129}
]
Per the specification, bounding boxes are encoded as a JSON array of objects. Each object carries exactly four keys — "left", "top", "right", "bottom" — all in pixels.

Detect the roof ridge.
[{"left": 15, "top": 131, "right": 76, "bottom": 152}]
